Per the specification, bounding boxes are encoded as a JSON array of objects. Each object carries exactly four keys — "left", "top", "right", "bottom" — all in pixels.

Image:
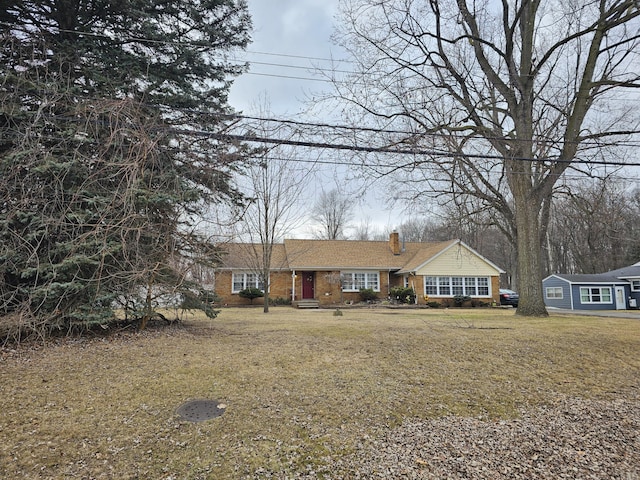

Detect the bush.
[
  {"left": 238, "top": 287, "right": 264, "bottom": 304},
  {"left": 453, "top": 295, "right": 471, "bottom": 307},
  {"left": 180, "top": 288, "right": 220, "bottom": 318},
  {"left": 268, "top": 296, "right": 291, "bottom": 306},
  {"left": 390, "top": 286, "right": 416, "bottom": 304},
  {"left": 359, "top": 288, "right": 378, "bottom": 303},
  {"left": 426, "top": 301, "right": 441, "bottom": 308}
]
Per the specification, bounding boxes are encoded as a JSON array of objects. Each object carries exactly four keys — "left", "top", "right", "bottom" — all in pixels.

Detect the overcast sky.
[
  {"left": 228, "top": 0, "right": 343, "bottom": 115},
  {"left": 227, "top": 1, "right": 408, "bottom": 237}
]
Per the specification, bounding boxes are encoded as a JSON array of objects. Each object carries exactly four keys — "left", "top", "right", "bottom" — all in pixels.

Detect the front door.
[
  {"left": 302, "top": 272, "right": 315, "bottom": 299},
  {"left": 615, "top": 287, "right": 626, "bottom": 310}
]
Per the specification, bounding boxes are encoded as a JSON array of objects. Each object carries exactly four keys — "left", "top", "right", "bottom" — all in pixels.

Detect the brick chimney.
[{"left": 389, "top": 231, "right": 401, "bottom": 255}]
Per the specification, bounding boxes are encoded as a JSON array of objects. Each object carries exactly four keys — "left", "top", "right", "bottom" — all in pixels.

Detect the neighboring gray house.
[{"left": 543, "top": 262, "right": 640, "bottom": 311}]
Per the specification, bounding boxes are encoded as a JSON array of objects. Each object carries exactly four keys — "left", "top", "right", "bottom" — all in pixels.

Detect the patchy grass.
[{"left": 0, "top": 307, "right": 638, "bottom": 479}]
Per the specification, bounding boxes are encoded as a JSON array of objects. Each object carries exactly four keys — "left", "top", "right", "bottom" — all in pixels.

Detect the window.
[
  {"left": 580, "top": 287, "right": 612, "bottom": 304},
  {"left": 546, "top": 287, "right": 563, "bottom": 299},
  {"left": 366, "top": 273, "right": 379, "bottom": 291},
  {"left": 232, "top": 272, "right": 265, "bottom": 293},
  {"left": 438, "top": 277, "right": 451, "bottom": 296},
  {"left": 342, "top": 271, "right": 380, "bottom": 291},
  {"left": 451, "top": 277, "right": 464, "bottom": 295},
  {"left": 425, "top": 276, "right": 437, "bottom": 295},
  {"left": 423, "top": 276, "right": 491, "bottom": 297},
  {"left": 631, "top": 280, "right": 640, "bottom": 292},
  {"left": 477, "top": 277, "right": 489, "bottom": 296},
  {"left": 465, "top": 277, "right": 477, "bottom": 296}
]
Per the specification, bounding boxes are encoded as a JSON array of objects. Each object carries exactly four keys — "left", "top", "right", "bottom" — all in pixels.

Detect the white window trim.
[
  {"left": 631, "top": 280, "right": 640, "bottom": 292},
  {"left": 424, "top": 276, "right": 491, "bottom": 297},
  {"left": 341, "top": 271, "right": 380, "bottom": 292},
  {"left": 546, "top": 287, "right": 563, "bottom": 299},
  {"left": 579, "top": 286, "right": 613, "bottom": 304},
  {"left": 231, "top": 271, "right": 266, "bottom": 294}
]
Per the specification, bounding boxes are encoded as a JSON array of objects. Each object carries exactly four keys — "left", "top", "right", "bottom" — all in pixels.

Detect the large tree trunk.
[
  {"left": 513, "top": 185, "right": 548, "bottom": 317},
  {"left": 263, "top": 289, "right": 270, "bottom": 313}
]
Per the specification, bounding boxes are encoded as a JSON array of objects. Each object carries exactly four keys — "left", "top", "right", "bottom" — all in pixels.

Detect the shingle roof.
[
  {"left": 550, "top": 273, "right": 629, "bottom": 284},
  {"left": 604, "top": 262, "right": 640, "bottom": 279},
  {"left": 217, "top": 243, "right": 289, "bottom": 270},
  {"left": 216, "top": 238, "right": 460, "bottom": 272},
  {"left": 283, "top": 238, "right": 457, "bottom": 270}
]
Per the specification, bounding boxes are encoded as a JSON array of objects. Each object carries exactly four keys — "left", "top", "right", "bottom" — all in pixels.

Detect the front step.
[{"left": 294, "top": 300, "right": 320, "bottom": 309}]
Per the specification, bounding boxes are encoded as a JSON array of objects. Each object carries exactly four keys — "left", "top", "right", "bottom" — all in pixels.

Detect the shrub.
[
  {"left": 426, "top": 301, "right": 441, "bottom": 308},
  {"left": 238, "top": 287, "right": 264, "bottom": 304},
  {"left": 390, "top": 286, "right": 416, "bottom": 304},
  {"left": 453, "top": 295, "right": 471, "bottom": 307},
  {"left": 268, "top": 296, "right": 291, "bottom": 306},
  {"left": 359, "top": 288, "right": 378, "bottom": 303}
]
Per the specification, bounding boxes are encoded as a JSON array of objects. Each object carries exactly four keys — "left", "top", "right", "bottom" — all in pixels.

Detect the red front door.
[{"left": 302, "top": 272, "right": 315, "bottom": 299}]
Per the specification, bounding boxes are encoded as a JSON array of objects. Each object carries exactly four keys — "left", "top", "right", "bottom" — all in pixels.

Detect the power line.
[
  {"left": 210, "top": 112, "right": 640, "bottom": 149},
  {"left": 41, "top": 108, "right": 640, "bottom": 164},
  {"left": 246, "top": 152, "right": 640, "bottom": 181},
  {"left": 57, "top": 27, "right": 349, "bottom": 66},
  {"left": 175, "top": 129, "right": 640, "bottom": 167},
  {"left": 52, "top": 27, "right": 640, "bottom": 104},
  {"left": 241, "top": 71, "right": 331, "bottom": 83},
  {"left": 243, "top": 49, "right": 352, "bottom": 65},
  {"left": 242, "top": 59, "right": 354, "bottom": 75}
]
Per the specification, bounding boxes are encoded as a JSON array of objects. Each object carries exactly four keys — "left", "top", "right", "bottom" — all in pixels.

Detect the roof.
[
  {"left": 397, "top": 239, "right": 505, "bottom": 274},
  {"left": 545, "top": 261, "right": 640, "bottom": 284},
  {"left": 217, "top": 243, "right": 289, "bottom": 270},
  {"left": 283, "top": 238, "right": 457, "bottom": 271},
  {"left": 216, "top": 237, "right": 504, "bottom": 275},
  {"left": 603, "top": 262, "right": 640, "bottom": 279},
  {"left": 545, "top": 273, "right": 629, "bottom": 284}
]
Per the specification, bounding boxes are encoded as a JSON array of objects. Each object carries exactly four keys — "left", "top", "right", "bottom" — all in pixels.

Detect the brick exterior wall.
[
  {"left": 407, "top": 274, "right": 501, "bottom": 306},
  {"left": 214, "top": 270, "right": 292, "bottom": 306},
  {"left": 215, "top": 270, "right": 501, "bottom": 307}
]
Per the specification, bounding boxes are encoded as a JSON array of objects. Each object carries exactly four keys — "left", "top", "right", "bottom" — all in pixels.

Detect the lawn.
[{"left": 0, "top": 307, "right": 638, "bottom": 479}]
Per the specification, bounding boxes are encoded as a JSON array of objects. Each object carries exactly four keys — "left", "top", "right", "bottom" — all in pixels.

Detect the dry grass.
[{"left": 0, "top": 307, "right": 638, "bottom": 479}]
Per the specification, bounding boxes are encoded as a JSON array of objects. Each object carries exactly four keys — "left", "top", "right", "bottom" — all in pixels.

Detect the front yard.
[{"left": 0, "top": 307, "right": 638, "bottom": 478}]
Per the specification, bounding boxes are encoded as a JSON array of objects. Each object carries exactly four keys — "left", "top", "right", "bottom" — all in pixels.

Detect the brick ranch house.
[{"left": 214, "top": 233, "right": 505, "bottom": 307}]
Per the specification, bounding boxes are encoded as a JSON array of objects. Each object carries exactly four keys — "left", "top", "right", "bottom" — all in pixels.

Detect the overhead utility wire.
[
  {"left": 8, "top": 117, "right": 639, "bottom": 169},
  {"left": 217, "top": 113, "right": 640, "bottom": 148},
  {"left": 57, "top": 28, "right": 351, "bottom": 64},
  {"left": 252, "top": 152, "right": 640, "bottom": 181},
  {"left": 177, "top": 130, "right": 640, "bottom": 167},
  {"left": 44, "top": 109, "right": 640, "bottom": 155},
  {"left": 56, "top": 28, "right": 640, "bottom": 100}
]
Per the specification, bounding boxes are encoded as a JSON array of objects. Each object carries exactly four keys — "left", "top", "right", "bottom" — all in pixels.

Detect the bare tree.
[
  {"left": 310, "top": 188, "right": 353, "bottom": 239},
  {"left": 546, "top": 179, "right": 639, "bottom": 274},
  {"left": 350, "top": 217, "right": 380, "bottom": 240},
  {"left": 235, "top": 137, "right": 311, "bottom": 313},
  {"left": 398, "top": 211, "right": 515, "bottom": 286},
  {"left": 328, "top": 0, "right": 640, "bottom": 316}
]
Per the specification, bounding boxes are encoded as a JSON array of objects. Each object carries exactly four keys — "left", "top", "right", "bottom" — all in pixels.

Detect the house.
[
  {"left": 542, "top": 261, "right": 640, "bottom": 311},
  {"left": 214, "top": 233, "right": 505, "bottom": 307}
]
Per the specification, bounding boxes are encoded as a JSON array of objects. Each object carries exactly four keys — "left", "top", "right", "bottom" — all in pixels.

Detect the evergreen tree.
[{"left": 0, "top": 1, "right": 252, "bottom": 337}]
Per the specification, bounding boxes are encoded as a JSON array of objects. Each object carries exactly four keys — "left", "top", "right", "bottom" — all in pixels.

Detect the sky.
[
  {"left": 228, "top": 0, "right": 342, "bottom": 116},
  {"left": 227, "top": 0, "right": 407, "bottom": 237}
]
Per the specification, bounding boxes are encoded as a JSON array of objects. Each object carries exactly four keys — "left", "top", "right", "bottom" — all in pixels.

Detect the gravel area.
[{"left": 295, "top": 396, "right": 640, "bottom": 479}]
